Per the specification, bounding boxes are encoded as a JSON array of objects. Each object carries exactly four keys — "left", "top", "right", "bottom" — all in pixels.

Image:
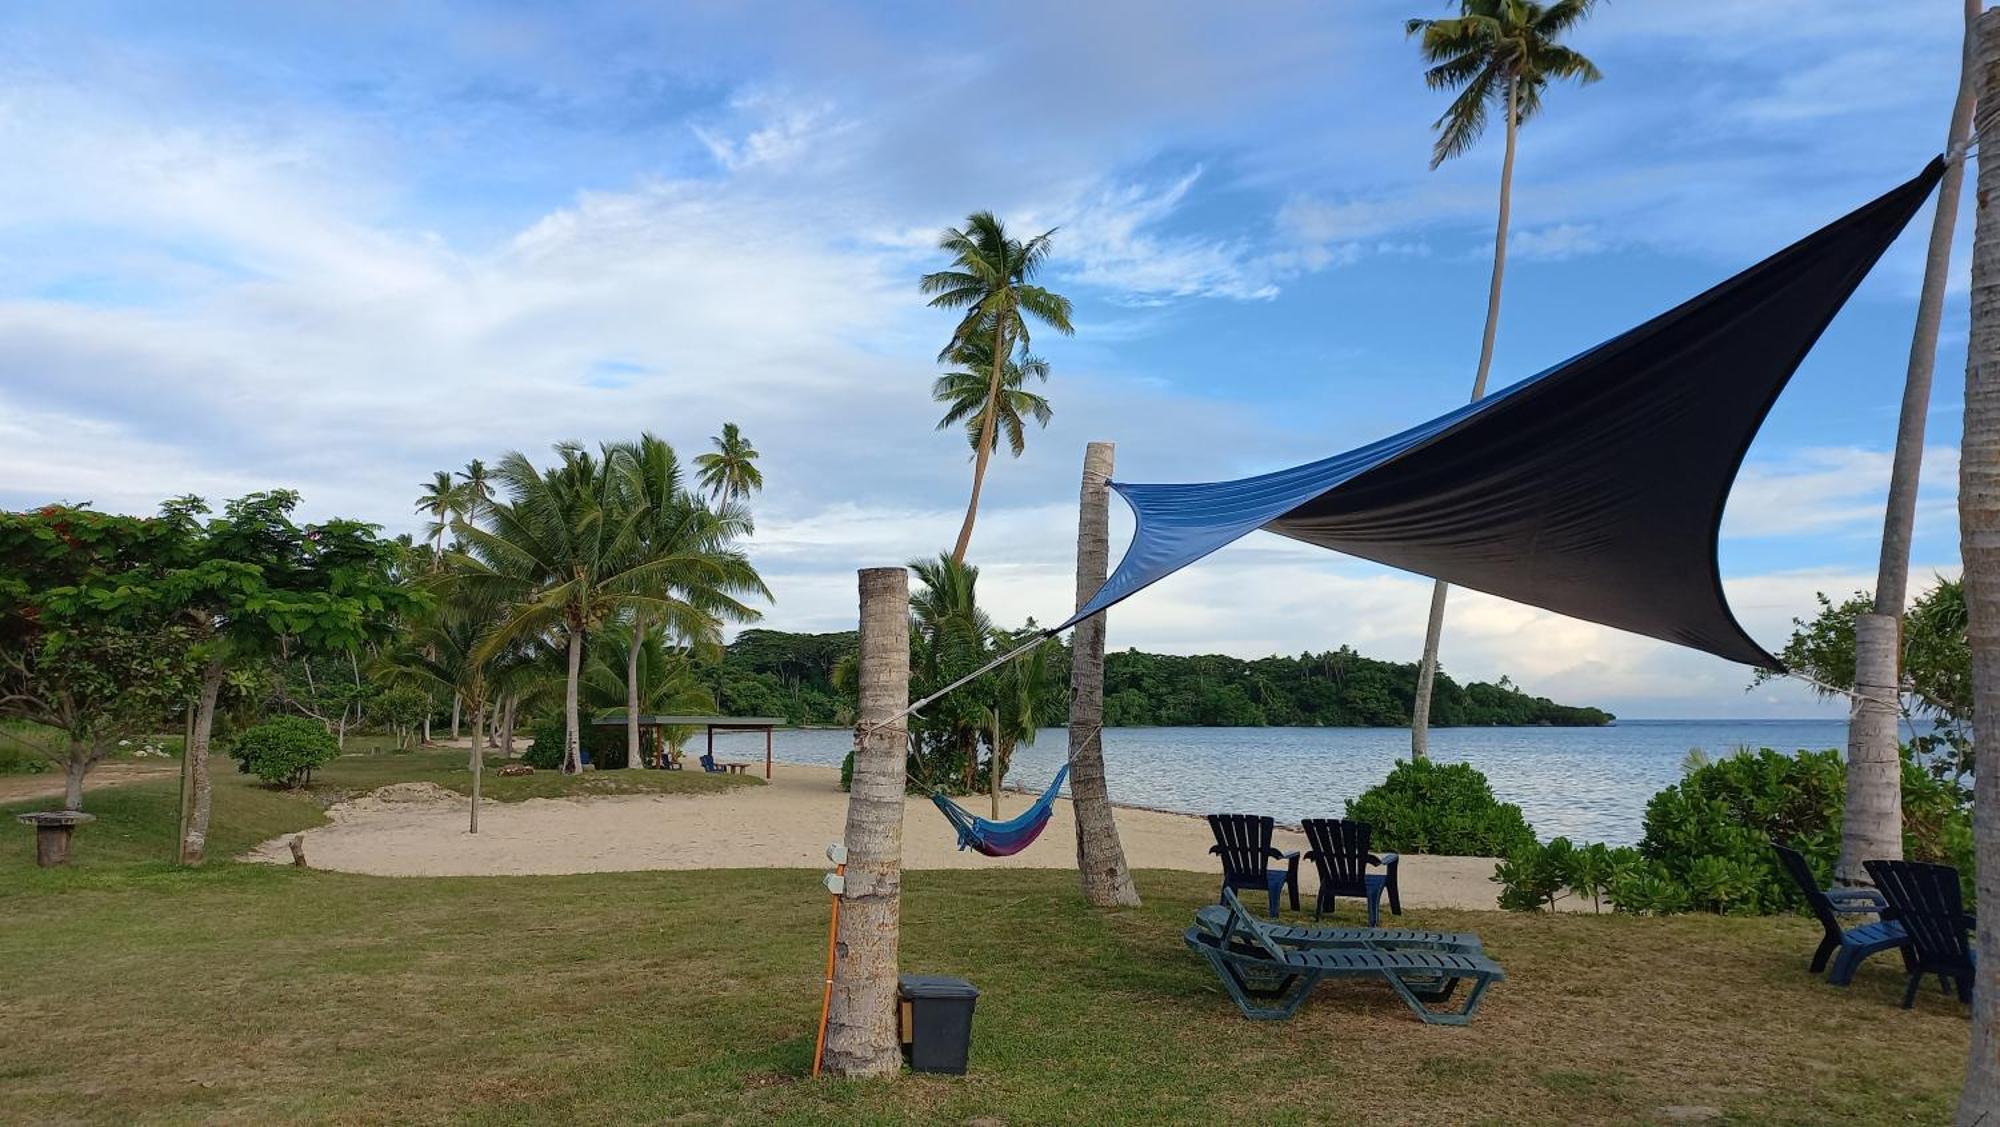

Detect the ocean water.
[{"left": 732, "top": 718, "right": 1850, "bottom": 846}]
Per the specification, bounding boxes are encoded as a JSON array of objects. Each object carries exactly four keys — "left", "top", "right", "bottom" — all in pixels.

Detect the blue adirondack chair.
[
  {"left": 699, "top": 753, "right": 724, "bottom": 773},
  {"left": 1867, "top": 858, "right": 1975, "bottom": 1009},
  {"left": 1770, "top": 841, "right": 1904, "bottom": 986},
  {"left": 1301, "top": 817, "right": 1400, "bottom": 927},
  {"left": 1207, "top": 814, "right": 1300, "bottom": 916}
]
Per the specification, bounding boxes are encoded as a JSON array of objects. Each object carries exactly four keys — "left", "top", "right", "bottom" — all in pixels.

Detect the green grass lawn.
[{"left": 0, "top": 764, "right": 1971, "bottom": 1125}]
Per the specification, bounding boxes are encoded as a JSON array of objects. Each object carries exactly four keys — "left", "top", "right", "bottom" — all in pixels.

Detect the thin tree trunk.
[
  {"left": 470, "top": 692, "right": 483, "bottom": 834},
  {"left": 63, "top": 753, "right": 86, "bottom": 811},
  {"left": 564, "top": 626, "right": 584, "bottom": 775},
  {"left": 181, "top": 657, "right": 226, "bottom": 865},
  {"left": 451, "top": 694, "right": 461, "bottom": 741},
  {"left": 1844, "top": 0, "right": 1980, "bottom": 888},
  {"left": 822, "top": 566, "right": 909, "bottom": 1078},
  {"left": 628, "top": 610, "right": 646, "bottom": 767},
  {"left": 1412, "top": 76, "right": 1519, "bottom": 760},
  {"left": 501, "top": 695, "right": 517, "bottom": 758},
  {"left": 991, "top": 736, "right": 1005, "bottom": 820},
  {"left": 177, "top": 702, "right": 195, "bottom": 850},
  {"left": 1958, "top": 15, "right": 2000, "bottom": 1122},
  {"left": 950, "top": 320, "right": 1010, "bottom": 564},
  {"left": 1070, "top": 441, "right": 1141, "bottom": 908}
]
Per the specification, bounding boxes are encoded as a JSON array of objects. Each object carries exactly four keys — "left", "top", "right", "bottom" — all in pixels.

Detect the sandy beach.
[{"left": 246, "top": 763, "right": 1510, "bottom": 909}]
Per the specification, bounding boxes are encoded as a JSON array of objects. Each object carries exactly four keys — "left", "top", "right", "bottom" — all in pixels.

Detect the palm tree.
[
  {"left": 1841, "top": 0, "right": 1980, "bottom": 889},
  {"left": 920, "top": 213, "right": 1074, "bottom": 564},
  {"left": 694, "top": 423, "right": 764, "bottom": 504},
  {"left": 414, "top": 471, "right": 464, "bottom": 568},
  {"left": 933, "top": 338, "right": 1054, "bottom": 461},
  {"left": 453, "top": 444, "right": 644, "bottom": 775},
  {"left": 1403, "top": 0, "right": 1602, "bottom": 759},
  {"left": 909, "top": 553, "right": 994, "bottom": 792},
  {"left": 458, "top": 458, "right": 493, "bottom": 527},
  {"left": 582, "top": 622, "right": 719, "bottom": 766},
  {"left": 608, "top": 433, "right": 769, "bottom": 767}
]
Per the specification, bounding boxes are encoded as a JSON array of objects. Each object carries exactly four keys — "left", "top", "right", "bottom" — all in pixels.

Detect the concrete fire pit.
[{"left": 16, "top": 811, "right": 95, "bottom": 867}]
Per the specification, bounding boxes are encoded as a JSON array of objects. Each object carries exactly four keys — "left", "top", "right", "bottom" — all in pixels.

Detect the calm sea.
[{"left": 736, "top": 719, "right": 1850, "bottom": 846}]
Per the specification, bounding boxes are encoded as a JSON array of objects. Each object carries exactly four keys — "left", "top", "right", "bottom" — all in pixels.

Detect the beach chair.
[
  {"left": 1184, "top": 890, "right": 1504, "bottom": 1025},
  {"left": 1207, "top": 814, "right": 1300, "bottom": 916},
  {"left": 1194, "top": 889, "right": 1479, "bottom": 954},
  {"left": 1301, "top": 817, "right": 1401, "bottom": 926},
  {"left": 1865, "top": 859, "right": 1975, "bottom": 1009},
  {"left": 1770, "top": 841, "right": 1904, "bottom": 985}
]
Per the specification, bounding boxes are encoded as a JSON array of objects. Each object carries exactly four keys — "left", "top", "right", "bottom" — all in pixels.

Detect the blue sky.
[{"left": 0, "top": 1, "right": 1973, "bottom": 718}]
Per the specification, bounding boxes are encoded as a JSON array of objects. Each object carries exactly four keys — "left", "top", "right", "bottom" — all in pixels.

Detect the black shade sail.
[{"left": 1058, "top": 160, "right": 1946, "bottom": 670}]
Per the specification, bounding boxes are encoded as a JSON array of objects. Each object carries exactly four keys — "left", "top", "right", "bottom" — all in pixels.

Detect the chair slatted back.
[
  {"left": 1771, "top": 841, "right": 1840, "bottom": 933},
  {"left": 1208, "top": 814, "right": 1275, "bottom": 882},
  {"left": 1303, "top": 818, "right": 1373, "bottom": 898},
  {"left": 1866, "top": 859, "right": 1972, "bottom": 968}
]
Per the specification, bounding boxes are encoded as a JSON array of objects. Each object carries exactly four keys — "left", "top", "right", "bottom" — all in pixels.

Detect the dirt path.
[
  {"left": 246, "top": 764, "right": 1512, "bottom": 910},
  {"left": 0, "top": 761, "right": 177, "bottom": 804}
]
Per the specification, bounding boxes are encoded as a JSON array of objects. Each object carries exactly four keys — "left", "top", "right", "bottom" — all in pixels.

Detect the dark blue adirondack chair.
[
  {"left": 1207, "top": 814, "right": 1300, "bottom": 916},
  {"left": 699, "top": 753, "right": 724, "bottom": 773},
  {"left": 1866, "top": 858, "right": 1975, "bottom": 1009},
  {"left": 1771, "top": 841, "right": 1904, "bottom": 985},
  {"left": 1301, "top": 818, "right": 1401, "bottom": 927}
]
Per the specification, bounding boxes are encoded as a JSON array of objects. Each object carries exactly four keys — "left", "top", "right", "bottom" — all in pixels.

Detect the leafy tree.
[
  {"left": 415, "top": 470, "right": 465, "bottom": 567},
  {"left": 1345, "top": 758, "right": 1537, "bottom": 856},
  {"left": 582, "top": 620, "right": 717, "bottom": 766},
  {"left": 693, "top": 423, "right": 764, "bottom": 504},
  {"left": 920, "top": 212, "right": 1074, "bottom": 563},
  {"left": 1403, "top": 0, "right": 1603, "bottom": 759},
  {"left": 932, "top": 337, "right": 1053, "bottom": 460},
  {"left": 376, "top": 684, "right": 431, "bottom": 749}
]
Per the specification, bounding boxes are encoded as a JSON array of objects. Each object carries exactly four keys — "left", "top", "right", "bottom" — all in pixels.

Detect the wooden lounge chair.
[
  {"left": 1207, "top": 814, "right": 1300, "bottom": 916},
  {"left": 1770, "top": 841, "right": 1904, "bottom": 985},
  {"left": 1183, "top": 890, "right": 1504, "bottom": 1025},
  {"left": 1194, "top": 889, "right": 1479, "bottom": 954},
  {"left": 1865, "top": 859, "right": 1975, "bottom": 1009},
  {"left": 1301, "top": 817, "right": 1401, "bottom": 926}
]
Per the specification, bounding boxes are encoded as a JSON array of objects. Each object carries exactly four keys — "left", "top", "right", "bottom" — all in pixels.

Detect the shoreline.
[{"left": 246, "top": 763, "right": 1515, "bottom": 909}]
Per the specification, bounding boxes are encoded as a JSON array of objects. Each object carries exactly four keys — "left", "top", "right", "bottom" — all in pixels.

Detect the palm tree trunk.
[
  {"left": 469, "top": 688, "right": 484, "bottom": 834},
  {"left": 627, "top": 611, "right": 646, "bottom": 768},
  {"left": 950, "top": 321, "right": 1010, "bottom": 564},
  {"left": 180, "top": 657, "right": 226, "bottom": 865},
  {"left": 1411, "top": 74, "right": 1518, "bottom": 760},
  {"left": 563, "top": 625, "right": 584, "bottom": 775},
  {"left": 1958, "top": 16, "right": 2000, "bottom": 1122},
  {"left": 822, "top": 566, "right": 909, "bottom": 1078},
  {"left": 1071, "top": 441, "right": 1141, "bottom": 908},
  {"left": 450, "top": 694, "right": 461, "bottom": 741},
  {"left": 1842, "top": 0, "right": 1980, "bottom": 888},
  {"left": 501, "top": 695, "right": 517, "bottom": 758}
]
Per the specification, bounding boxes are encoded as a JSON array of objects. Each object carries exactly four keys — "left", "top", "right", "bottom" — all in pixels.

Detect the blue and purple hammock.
[{"left": 930, "top": 764, "right": 1071, "bottom": 858}]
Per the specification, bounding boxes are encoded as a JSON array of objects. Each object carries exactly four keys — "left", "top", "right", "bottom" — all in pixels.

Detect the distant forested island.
[{"left": 703, "top": 629, "right": 1613, "bottom": 729}]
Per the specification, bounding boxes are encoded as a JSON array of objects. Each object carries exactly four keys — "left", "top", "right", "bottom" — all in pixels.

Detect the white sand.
[{"left": 246, "top": 764, "right": 1508, "bottom": 910}]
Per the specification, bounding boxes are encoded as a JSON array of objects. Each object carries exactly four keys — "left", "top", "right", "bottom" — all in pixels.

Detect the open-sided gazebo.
[{"left": 591, "top": 714, "right": 787, "bottom": 778}]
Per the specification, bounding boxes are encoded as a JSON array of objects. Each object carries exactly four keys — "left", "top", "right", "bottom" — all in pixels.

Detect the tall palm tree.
[
  {"left": 581, "top": 622, "right": 719, "bottom": 766},
  {"left": 458, "top": 458, "right": 493, "bottom": 528},
  {"left": 933, "top": 338, "right": 1054, "bottom": 461},
  {"left": 453, "top": 444, "right": 644, "bottom": 774},
  {"left": 694, "top": 423, "right": 764, "bottom": 504},
  {"left": 1841, "top": 0, "right": 1980, "bottom": 888},
  {"left": 909, "top": 553, "right": 995, "bottom": 792},
  {"left": 414, "top": 471, "right": 464, "bottom": 568},
  {"left": 1403, "top": 0, "right": 1602, "bottom": 759},
  {"left": 608, "top": 433, "right": 769, "bottom": 766},
  {"left": 920, "top": 213, "right": 1075, "bottom": 564}
]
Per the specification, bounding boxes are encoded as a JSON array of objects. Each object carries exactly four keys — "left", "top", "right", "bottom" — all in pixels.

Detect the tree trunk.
[
  {"left": 1070, "top": 441, "right": 1141, "bottom": 908},
  {"left": 181, "top": 657, "right": 226, "bottom": 865},
  {"left": 62, "top": 753, "right": 86, "bottom": 812},
  {"left": 564, "top": 626, "right": 584, "bottom": 775},
  {"left": 950, "top": 320, "right": 1010, "bottom": 565},
  {"left": 1411, "top": 76, "right": 1519, "bottom": 760},
  {"left": 822, "top": 566, "right": 909, "bottom": 1078},
  {"left": 1846, "top": 0, "right": 1981, "bottom": 889},
  {"left": 451, "top": 694, "right": 461, "bottom": 741},
  {"left": 991, "top": 736, "right": 1006, "bottom": 820},
  {"left": 1958, "top": 14, "right": 2000, "bottom": 1121},
  {"left": 628, "top": 610, "right": 646, "bottom": 767},
  {"left": 501, "top": 695, "right": 517, "bottom": 758},
  {"left": 469, "top": 687, "right": 485, "bottom": 834}
]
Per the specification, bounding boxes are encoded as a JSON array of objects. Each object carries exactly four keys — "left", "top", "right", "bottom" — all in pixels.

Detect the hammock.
[{"left": 930, "top": 764, "right": 1071, "bottom": 858}]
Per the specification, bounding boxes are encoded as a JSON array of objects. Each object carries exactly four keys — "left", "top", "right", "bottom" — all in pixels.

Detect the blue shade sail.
[{"left": 1056, "top": 160, "right": 1946, "bottom": 670}]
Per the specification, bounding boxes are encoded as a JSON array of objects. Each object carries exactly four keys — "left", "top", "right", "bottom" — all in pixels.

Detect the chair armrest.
[
  {"left": 1371, "top": 852, "right": 1400, "bottom": 868},
  {"left": 1265, "top": 847, "right": 1300, "bottom": 862},
  {"left": 1825, "top": 888, "right": 1887, "bottom": 914},
  {"left": 1208, "top": 843, "right": 1224, "bottom": 856}
]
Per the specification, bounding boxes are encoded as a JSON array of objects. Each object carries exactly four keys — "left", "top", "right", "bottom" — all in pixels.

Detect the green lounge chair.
[
  {"left": 1193, "top": 891, "right": 1482, "bottom": 955},
  {"left": 1185, "top": 890, "right": 1504, "bottom": 1025}
]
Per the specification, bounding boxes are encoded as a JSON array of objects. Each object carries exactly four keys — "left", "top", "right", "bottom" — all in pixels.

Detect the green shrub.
[
  {"left": 522, "top": 716, "right": 627, "bottom": 770},
  {"left": 1345, "top": 759, "right": 1536, "bottom": 857},
  {"left": 840, "top": 749, "right": 854, "bottom": 792},
  {"left": 523, "top": 717, "right": 565, "bottom": 770},
  {"left": 228, "top": 716, "right": 338, "bottom": 787},
  {"left": 1493, "top": 838, "right": 1637, "bottom": 913}
]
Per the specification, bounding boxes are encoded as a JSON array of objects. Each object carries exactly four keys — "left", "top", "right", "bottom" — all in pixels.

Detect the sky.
[{"left": 0, "top": 1, "right": 1976, "bottom": 719}]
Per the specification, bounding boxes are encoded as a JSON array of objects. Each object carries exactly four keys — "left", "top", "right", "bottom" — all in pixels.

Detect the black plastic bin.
[{"left": 898, "top": 974, "right": 980, "bottom": 1075}]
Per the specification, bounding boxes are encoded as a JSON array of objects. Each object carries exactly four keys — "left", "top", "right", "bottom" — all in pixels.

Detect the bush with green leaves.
[
  {"left": 228, "top": 716, "right": 339, "bottom": 788},
  {"left": 1345, "top": 758, "right": 1537, "bottom": 857},
  {"left": 1493, "top": 745, "right": 1975, "bottom": 916},
  {"left": 523, "top": 716, "right": 628, "bottom": 770}
]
